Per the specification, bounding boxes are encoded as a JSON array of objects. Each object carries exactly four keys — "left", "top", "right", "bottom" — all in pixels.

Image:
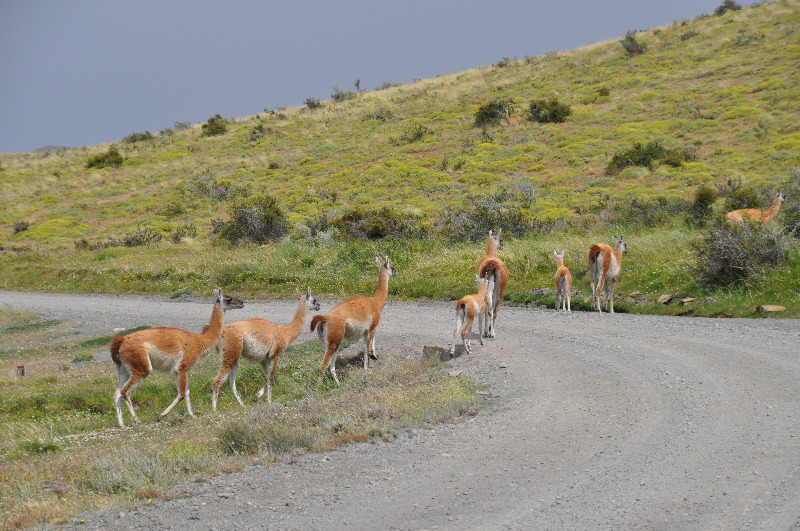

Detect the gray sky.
[{"left": 0, "top": 0, "right": 748, "bottom": 153}]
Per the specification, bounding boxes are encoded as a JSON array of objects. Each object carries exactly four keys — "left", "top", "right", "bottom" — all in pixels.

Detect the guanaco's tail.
[
  {"left": 588, "top": 245, "right": 602, "bottom": 266},
  {"left": 110, "top": 335, "right": 124, "bottom": 366},
  {"left": 310, "top": 315, "right": 327, "bottom": 332}
]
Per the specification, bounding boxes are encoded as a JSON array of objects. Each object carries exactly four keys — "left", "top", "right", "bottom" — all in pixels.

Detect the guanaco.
[
  {"left": 504, "top": 106, "right": 523, "bottom": 126},
  {"left": 212, "top": 287, "right": 320, "bottom": 410},
  {"left": 477, "top": 230, "right": 508, "bottom": 339},
  {"left": 554, "top": 250, "right": 572, "bottom": 312},
  {"left": 726, "top": 191, "right": 785, "bottom": 225},
  {"left": 589, "top": 236, "right": 627, "bottom": 313},
  {"left": 450, "top": 273, "right": 494, "bottom": 356},
  {"left": 311, "top": 255, "right": 397, "bottom": 385},
  {"left": 111, "top": 289, "right": 244, "bottom": 427}
]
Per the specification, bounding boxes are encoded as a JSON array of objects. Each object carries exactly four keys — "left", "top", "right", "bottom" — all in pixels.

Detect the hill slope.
[{"left": 0, "top": 0, "right": 798, "bottom": 317}]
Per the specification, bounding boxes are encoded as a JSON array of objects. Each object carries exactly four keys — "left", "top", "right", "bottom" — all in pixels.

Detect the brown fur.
[
  {"left": 311, "top": 256, "right": 397, "bottom": 384},
  {"left": 112, "top": 289, "right": 243, "bottom": 427},
  {"left": 726, "top": 191, "right": 784, "bottom": 225},
  {"left": 212, "top": 288, "right": 319, "bottom": 409},
  {"left": 477, "top": 231, "right": 508, "bottom": 339}
]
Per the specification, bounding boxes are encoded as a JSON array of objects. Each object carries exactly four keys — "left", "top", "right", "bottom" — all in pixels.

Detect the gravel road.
[{"left": 4, "top": 291, "right": 800, "bottom": 530}]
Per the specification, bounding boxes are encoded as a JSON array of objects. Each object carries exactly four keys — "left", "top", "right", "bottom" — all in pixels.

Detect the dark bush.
[
  {"left": 86, "top": 147, "right": 125, "bottom": 169},
  {"left": 780, "top": 168, "right": 800, "bottom": 238},
  {"left": 527, "top": 98, "right": 572, "bottom": 124},
  {"left": 332, "top": 206, "right": 425, "bottom": 240},
  {"left": 693, "top": 219, "right": 786, "bottom": 287},
  {"left": 13, "top": 221, "right": 29, "bottom": 234},
  {"left": 715, "top": 0, "right": 742, "bottom": 15},
  {"left": 304, "top": 97, "right": 322, "bottom": 110},
  {"left": 122, "top": 131, "right": 154, "bottom": 143},
  {"left": 474, "top": 102, "right": 507, "bottom": 128},
  {"left": 201, "top": 114, "right": 228, "bottom": 137},
  {"left": 605, "top": 141, "right": 686, "bottom": 176},
  {"left": 438, "top": 186, "right": 534, "bottom": 241},
  {"left": 330, "top": 86, "right": 356, "bottom": 102},
  {"left": 620, "top": 31, "right": 647, "bottom": 57},
  {"left": 688, "top": 184, "right": 718, "bottom": 226},
  {"left": 110, "top": 225, "right": 162, "bottom": 247},
  {"left": 215, "top": 194, "right": 288, "bottom": 244},
  {"left": 615, "top": 195, "right": 690, "bottom": 228}
]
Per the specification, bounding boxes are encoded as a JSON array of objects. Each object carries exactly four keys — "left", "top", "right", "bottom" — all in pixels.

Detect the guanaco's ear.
[
  {"left": 375, "top": 255, "right": 382, "bottom": 267},
  {"left": 307, "top": 286, "right": 311, "bottom": 298}
]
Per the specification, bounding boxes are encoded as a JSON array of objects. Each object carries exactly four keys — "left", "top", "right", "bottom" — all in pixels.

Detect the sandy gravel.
[{"left": 3, "top": 290, "right": 800, "bottom": 530}]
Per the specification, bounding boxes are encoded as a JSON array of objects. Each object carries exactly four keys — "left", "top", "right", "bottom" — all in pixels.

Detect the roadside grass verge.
[
  {"left": 1, "top": 224, "right": 797, "bottom": 318},
  {"left": 0, "top": 317, "right": 485, "bottom": 530}
]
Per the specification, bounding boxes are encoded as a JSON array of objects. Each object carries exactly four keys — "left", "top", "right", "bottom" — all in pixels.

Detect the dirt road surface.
[{"left": 3, "top": 291, "right": 799, "bottom": 530}]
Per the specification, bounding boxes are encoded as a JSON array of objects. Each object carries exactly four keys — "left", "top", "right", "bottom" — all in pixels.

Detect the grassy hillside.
[{"left": 1, "top": 0, "right": 799, "bottom": 317}]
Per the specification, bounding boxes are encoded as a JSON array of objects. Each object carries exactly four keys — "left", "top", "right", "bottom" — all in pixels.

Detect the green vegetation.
[
  {"left": 0, "top": 312, "right": 482, "bottom": 530},
  {"left": 85, "top": 146, "right": 124, "bottom": 169},
  {"left": 201, "top": 114, "right": 228, "bottom": 136},
  {"left": 527, "top": 98, "right": 573, "bottom": 123},
  {"left": 1, "top": 0, "right": 799, "bottom": 318}
]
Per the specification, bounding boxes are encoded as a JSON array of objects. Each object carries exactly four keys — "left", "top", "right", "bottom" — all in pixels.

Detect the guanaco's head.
[
  {"left": 488, "top": 229, "right": 503, "bottom": 252},
  {"left": 214, "top": 288, "right": 245, "bottom": 311},
  {"left": 376, "top": 255, "right": 398, "bottom": 278},
  {"left": 299, "top": 286, "right": 321, "bottom": 312},
  {"left": 613, "top": 235, "right": 628, "bottom": 255},
  {"left": 554, "top": 250, "right": 565, "bottom": 263},
  {"left": 777, "top": 190, "right": 786, "bottom": 203}
]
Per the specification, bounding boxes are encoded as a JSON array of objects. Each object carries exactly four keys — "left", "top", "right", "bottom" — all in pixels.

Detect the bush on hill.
[
  {"left": 86, "top": 147, "right": 124, "bottom": 169},
  {"left": 201, "top": 114, "right": 228, "bottom": 137},
  {"left": 693, "top": 219, "right": 786, "bottom": 287},
  {"left": 526, "top": 98, "right": 572, "bottom": 123},
  {"left": 214, "top": 194, "right": 288, "bottom": 244}
]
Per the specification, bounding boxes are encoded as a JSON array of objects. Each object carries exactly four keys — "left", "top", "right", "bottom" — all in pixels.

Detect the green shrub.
[
  {"left": 398, "top": 122, "right": 432, "bottom": 144},
  {"left": 13, "top": 221, "right": 29, "bottom": 234},
  {"left": 689, "top": 184, "right": 718, "bottom": 226},
  {"left": 526, "top": 98, "right": 572, "bottom": 123},
  {"left": 605, "top": 141, "right": 686, "bottom": 176},
  {"left": 693, "top": 219, "right": 786, "bottom": 287},
  {"left": 473, "top": 101, "right": 506, "bottom": 128},
  {"left": 201, "top": 114, "right": 228, "bottom": 137},
  {"left": 715, "top": 0, "right": 742, "bottom": 15},
  {"left": 86, "top": 147, "right": 124, "bottom": 169},
  {"left": 215, "top": 194, "right": 288, "bottom": 244},
  {"left": 169, "top": 224, "right": 197, "bottom": 244},
  {"left": 620, "top": 31, "right": 647, "bottom": 57},
  {"left": 122, "top": 131, "right": 154, "bottom": 143}
]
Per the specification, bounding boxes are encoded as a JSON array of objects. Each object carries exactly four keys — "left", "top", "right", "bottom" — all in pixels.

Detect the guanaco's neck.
[
  {"left": 485, "top": 239, "right": 498, "bottom": 258},
  {"left": 373, "top": 267, "right": 390, "bottom": 306},
  {"left": 765, "top": 195, "right": 783, "bottom": 221},
  {"left": 556, "top": 256, "right": 564, "bottom": 268},
  {"left": 286, "top": 298, "right": 309, "bottom": 340},
  {"left": 202, "top": 303, "right": 224, "bottom": 342}
]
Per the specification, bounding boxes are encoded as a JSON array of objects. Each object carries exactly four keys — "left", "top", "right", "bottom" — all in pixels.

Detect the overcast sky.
[{"left": 0, "top": 0, "right": 753, "bottom": 153}]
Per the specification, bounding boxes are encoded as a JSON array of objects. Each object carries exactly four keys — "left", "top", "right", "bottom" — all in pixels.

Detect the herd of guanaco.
[{"left": 112, "top": 185, "right": 785, "bottom": 427}]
